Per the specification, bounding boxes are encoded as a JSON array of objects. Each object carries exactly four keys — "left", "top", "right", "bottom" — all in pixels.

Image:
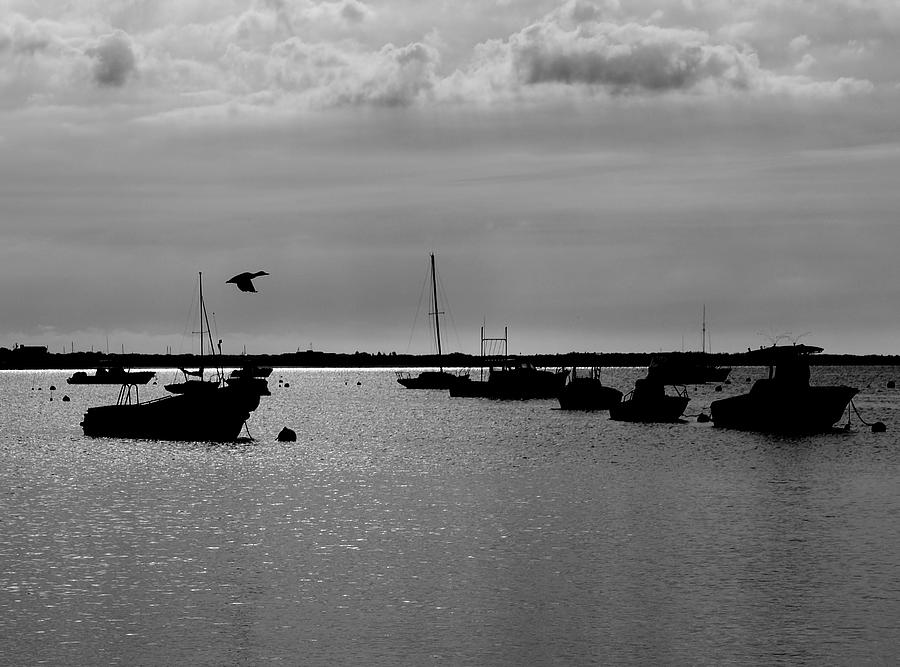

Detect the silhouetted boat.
[
  {"left": 67, "top": 366, "right": 155, "bottom": 385},
  {"left": 397, "top": 254, "right": 468, "bottom": 389},
  {"left": 80, "top": 382, "right": 267, "bottom": 441},
  {"left": 229, "top": 366, "right": 273, "bottom": 379},
  {"left": 609, "top": 377, "right": 689, "bottom": 423},
  {"left": 710, "top": 344, "right": 858, "bottom": 433},
  {"left": 449, "top": 327, "right": 567, "bottom": 399},
  {"left": 648, "top": 353, "right": 731, "bottom": 385},
  {"left": 557, "top": 367, "right": 622, "bottom": 410},
  {"left": 81, "top": 273, "right": 269, "bottom": 441},
  {"left": 164, "top": 274, "right": 223, "bottom": 395},
  {"left": 648, "top": 307, "right": 730, "bottom": 384}
]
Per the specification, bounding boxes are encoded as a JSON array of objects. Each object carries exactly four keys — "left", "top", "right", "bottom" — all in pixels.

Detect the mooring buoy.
[{"left": 277, "top": 427, "right": 297, "bottom": 442}]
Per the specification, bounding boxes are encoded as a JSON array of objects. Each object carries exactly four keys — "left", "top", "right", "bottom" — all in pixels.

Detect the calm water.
[{"left": 2, "top": 366, "right": 900, "bottom": 665}]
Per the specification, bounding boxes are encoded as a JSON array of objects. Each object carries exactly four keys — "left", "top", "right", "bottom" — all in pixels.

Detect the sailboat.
[
  {"left": 80, "top": 272, "right": 270, "bottom": 441},
  {"left": 648, "top": 306, "right": 731, "bottom": 384},
  {"left": 396, "top": 254, "right": 468, "bottom": 389},
  {"left": 165, "top": 273, "right": 222, "bottom": 395}
]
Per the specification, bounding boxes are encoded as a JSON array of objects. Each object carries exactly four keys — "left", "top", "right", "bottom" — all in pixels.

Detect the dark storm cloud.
[
  {"left": 86, "top": 32, "right": 137, "bottom": 87},
  {"left": 512, "top": 21, "right": 754, "bottom": 93},
  {"left": 519, "top": 32, "right": 752, "bottom": 92}
]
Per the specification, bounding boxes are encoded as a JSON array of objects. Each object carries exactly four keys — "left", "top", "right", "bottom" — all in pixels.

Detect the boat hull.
[
  {"left": 450, "top": 369, "right": 567, "bottom": 400},
  {"left": 397, "top": 371, "right": 467, "bottom": 390},
  {"left": 609, "top": 395, "right": 689, "bottom": 423},
  {"left": 558, "top": 380, "right": 623, "bottom": 410},
  {"left": 81, "top": 384, "right": 264, "bottom": 441},
  {"left": 67, "top": 370, "right": 155, "bottom": 385},
  {"left": 710, "top": 385, "right": 858, "bottom": 434}
]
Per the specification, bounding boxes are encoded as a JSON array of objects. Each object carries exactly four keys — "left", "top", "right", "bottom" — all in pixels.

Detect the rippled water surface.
[{"left": 2, "top": 367, "right": 900, "bottom": 665}]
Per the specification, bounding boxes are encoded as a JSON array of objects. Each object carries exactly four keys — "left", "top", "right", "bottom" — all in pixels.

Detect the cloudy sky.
[{"left": 2, "top": 0, "right": 900, "bottom": 356}]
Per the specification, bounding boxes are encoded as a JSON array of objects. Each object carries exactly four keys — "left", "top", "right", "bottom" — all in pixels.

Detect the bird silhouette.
[{"left": 226, "top": 270, "right": 269, "bottom": 293}]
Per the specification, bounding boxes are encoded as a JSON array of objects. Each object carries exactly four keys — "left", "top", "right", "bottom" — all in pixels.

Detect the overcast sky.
[{"left": 2, "top": 0, "right": 900, "bottom": 356}]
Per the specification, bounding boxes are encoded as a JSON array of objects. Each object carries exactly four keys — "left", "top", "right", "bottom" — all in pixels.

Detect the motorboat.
[
  {"left": 449, "top": 326, "right": 566, "bottom": 399},
  {"left": 557, "top": 367, "right": 622, "bottom": 410},
  {"left": 67, "top": 366, "right": 155, "bottom": 385},
  {"left": 81, "top": 272, "right": 269, "bottom": 441},
  {"left": 710, "top": 344, "right": 858, "bottom": 433},
  {"left": 609, "top": 377, "right": 689, "bottom": 423}
]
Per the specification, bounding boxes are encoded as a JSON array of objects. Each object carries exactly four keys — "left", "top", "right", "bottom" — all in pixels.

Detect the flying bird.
[{"left": 226, "top": 270, "right": 269, "bottom": 293}]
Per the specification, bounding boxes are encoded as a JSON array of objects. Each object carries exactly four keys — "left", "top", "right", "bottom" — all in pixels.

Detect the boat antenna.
[
  {"left": 429, "top": 253, "right": 444, "bottom": 372},
  {"left": 701, "top": 305, "right": 706, "bottom": 354}
]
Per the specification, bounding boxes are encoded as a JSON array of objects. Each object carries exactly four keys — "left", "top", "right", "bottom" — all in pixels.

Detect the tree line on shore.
[{"left": 1, "top": 346, "right": 898, "bottom": 370}]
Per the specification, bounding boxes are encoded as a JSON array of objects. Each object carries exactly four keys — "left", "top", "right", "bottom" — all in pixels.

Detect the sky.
[{"left": 2, "top": 0, "right": 900, "bottom": 357}]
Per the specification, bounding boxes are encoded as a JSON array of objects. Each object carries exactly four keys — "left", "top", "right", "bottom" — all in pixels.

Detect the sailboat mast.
[
  {"left": 199, "top": 272, "right": 204, "bottom": 361},
  {"left": 429, "top": 253, "right": 443, "bottom": 371}
]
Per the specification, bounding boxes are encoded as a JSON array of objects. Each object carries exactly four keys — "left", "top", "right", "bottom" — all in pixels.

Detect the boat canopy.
[{"left": 743, "top": 344, "right": 824, "bottom": 364}]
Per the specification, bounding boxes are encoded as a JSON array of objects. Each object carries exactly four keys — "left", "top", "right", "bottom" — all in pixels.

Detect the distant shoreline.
[{"left": 2, "top": 349, "right": 899, "bottom": 370}]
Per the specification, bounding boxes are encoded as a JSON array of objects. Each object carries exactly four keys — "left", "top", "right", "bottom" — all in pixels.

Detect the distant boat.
[
  {"left": 163, "top": 273, "right": 223, "bottom": 396},
  {"left": 396, "top": 254, "right": 468, "bottom": 389},
  {"left": 449, "top": 327, "right": 567, "bottom": 400},
  {"left": 81, "top": 273, "right": 269, "bottom": 441},
  {"left": 229, "top": 366, "right": 273, "bottom": 379},
  {"left": 557, "top": 367, "right": 622, "bottom": 410},
  {"left": 710, "top": 344, "right": 858, "bottom": 434},
  {"left": 609, "top": 377, "right": 689, "bottom": 423},
  {"left": 647, "top": 353, "right": 731, "bottom": 385},
  {"left": 648, "top": 307, "right": 730, "bottom": 384},
  {"left": 67, "top": 366, "right": 155, "bottom": 385}
]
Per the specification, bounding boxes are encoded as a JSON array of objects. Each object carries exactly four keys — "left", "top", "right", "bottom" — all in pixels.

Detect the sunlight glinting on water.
[{"left": 1, "top": 367, "right": 900, "bottom": 664}]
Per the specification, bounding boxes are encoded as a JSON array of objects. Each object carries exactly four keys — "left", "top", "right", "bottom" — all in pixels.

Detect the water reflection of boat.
[
  {"left": 449, "top": 327, "right": 566, "bottom": 400},
  {"left": 397, "top": 254, "right": 468, "bottom": 389},
  {"left": 557, "top": 367, "right": 622, "bottom": 410},
  {"left": 609, "top": 377, "right": 689, "bottom": 423},
  {"left": 710, "top": 344, "right": 858, "bottom": 434},
  {"left": 81, "top": 273, "right": 269, "bottom": 442},
  {"left": 67, "top": 366, "right": 155, "bottom": 385}
]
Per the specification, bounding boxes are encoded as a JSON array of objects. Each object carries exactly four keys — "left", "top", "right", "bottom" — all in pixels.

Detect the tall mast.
[
  {"left": 429, "top": 253, "right": 444, "bottom": 371},
  {"left": 199, "top": 272, "right": 204, "bottom": 373}
]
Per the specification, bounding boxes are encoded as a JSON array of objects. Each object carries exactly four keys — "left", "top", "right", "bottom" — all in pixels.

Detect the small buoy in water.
[
  {"left": 62, "top": 395, "right": 70, "bottom": 402},
  {"left": 715, "top": 385, "right": 723, "bottom": 392},
  {"left": 283, "top": 382, "right": 290, "bottom": 388},
  {"left": 277, "top": 427, "right": 297, "bottom": 442},
  {"left": 357, "top": 381, "right": 361, "bottom": 386},
  {"left": 872, "top": 421, "right": 887, "bottom": 433},
  {"left": 697, "top": 413, "right": 711, "bottom": 423},
  {"left": 888, "top": 381, "right": 895, "bottom": 389},
  {"left": 49, "top": 385, "right": 56, "bottom": 391}
]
